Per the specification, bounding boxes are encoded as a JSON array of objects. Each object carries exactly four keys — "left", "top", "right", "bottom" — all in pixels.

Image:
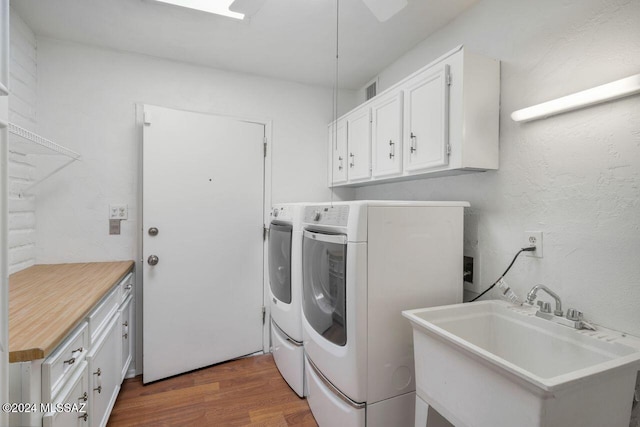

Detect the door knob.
[
  {"left": 148, "top": 255, "right": 159, "bottom": 266},
  {"left": 148, "top": 227, "right": 159, "bottom": 236}
]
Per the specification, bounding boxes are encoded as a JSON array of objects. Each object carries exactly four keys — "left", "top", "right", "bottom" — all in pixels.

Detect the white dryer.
[
  {"left": 268, "top": 203, "right": 308, "bottom": 397},
  {"left": 301, "top": 201, "right": 469, "bottom": 427}
]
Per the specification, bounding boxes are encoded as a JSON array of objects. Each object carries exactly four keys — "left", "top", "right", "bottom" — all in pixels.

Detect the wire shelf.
[
  {"left": 7, "top": 122, "right": 81, "bottom": 195},
  {"left": 8, "top": 123, "right": 81, "bottom": 160}
]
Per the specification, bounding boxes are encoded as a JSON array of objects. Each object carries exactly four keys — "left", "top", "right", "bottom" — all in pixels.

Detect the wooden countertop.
[{"left": 9, "top": 261, "right": 135, "bottom": 363}]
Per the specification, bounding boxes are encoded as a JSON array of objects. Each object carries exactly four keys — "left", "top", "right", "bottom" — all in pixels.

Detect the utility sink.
[{"left": 403, "top": 300, "right": 640, "bottom": 427}]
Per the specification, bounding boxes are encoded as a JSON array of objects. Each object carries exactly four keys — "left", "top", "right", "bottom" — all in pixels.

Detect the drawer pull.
[
  {"left": 79, "top": 392, "right": 88, "bottom": 402},
  {"left": 79, "top": 413, "right": 88, "bottom": 422},
  {"left": 73, "top": 347, "right": 84, "bottom": 353},
  {"left": 123, "top": 333, "right": 128, "bottom": 339},
  {"left": 93, "top": 368, "right": 101, "bottom": 376},
  {"left": 125, "top": 284, "right": 132, "bottom": 290},
  {"left": 63, "top": 357, "right": 75, "bottom": 365},
  {"left": 123, "top": 321, "right": 128, "bottom": 327},
  {"left": 94, "top": 385, "right": 102, "bottom": 394}
]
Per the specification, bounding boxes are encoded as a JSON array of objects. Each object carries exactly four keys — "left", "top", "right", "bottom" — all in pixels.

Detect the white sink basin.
[{"left": 403, "top": 300, "right": 640, "bottom": 427}]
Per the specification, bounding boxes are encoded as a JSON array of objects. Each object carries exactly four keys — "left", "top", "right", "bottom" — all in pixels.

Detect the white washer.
[
  {"left": 268, "top": 203, "right": 308, "bottom": 397},
  {"left": 301, "top": 200, "right": 468, "bottom": 426}
]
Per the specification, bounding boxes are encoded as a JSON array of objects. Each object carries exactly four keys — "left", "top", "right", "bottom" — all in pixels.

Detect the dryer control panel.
[{"left": 304, "top": 205, "right": 350, "bottom": 226}]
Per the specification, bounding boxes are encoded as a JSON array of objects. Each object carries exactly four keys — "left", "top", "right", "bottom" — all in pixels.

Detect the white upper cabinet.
[
  {"left": 328, "top": 45, "right": 499, "bottom": 187},
  {"left": 328, "top": 119, "right": 348, "bottom": 185},
  {"left": 372, "top": 91, "right": 403, "bottom": 178},
  {"left": 346, "top": 107, "right": 371, "bottom": 182},
  {"left": 403, "top": 64, "right": 450, "bottom": 173}
]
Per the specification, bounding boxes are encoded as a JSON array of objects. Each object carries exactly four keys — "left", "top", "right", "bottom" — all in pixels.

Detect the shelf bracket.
[
  {"left": 7, "top": 123, "right": 82, "bottom": 197},
  {"left": 21, "top": 157, "right": 78, "bottom": 196}
]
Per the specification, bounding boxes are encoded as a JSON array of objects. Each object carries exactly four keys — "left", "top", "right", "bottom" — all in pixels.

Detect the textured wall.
[
  {"left": 34, "top": 38, "right": 354, "bottom": 264},
  {"left": 356, "top": 0, "right": 640, "bottom": 337},
  {"left": 7, "top": 8, "right": 36, "bottom": 274}
]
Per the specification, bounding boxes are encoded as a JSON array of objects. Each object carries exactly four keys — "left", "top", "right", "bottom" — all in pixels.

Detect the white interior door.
[{"left": 142, "top": 105, "right": 265, "bottom": 383}]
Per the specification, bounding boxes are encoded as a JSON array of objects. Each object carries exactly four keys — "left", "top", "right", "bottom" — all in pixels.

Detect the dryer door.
[
  {"left": 269, "top": 222, "right": 293, "bottom": 304},
  {"left": 302, "top": 230, "right": 348, "bottom": 346}
]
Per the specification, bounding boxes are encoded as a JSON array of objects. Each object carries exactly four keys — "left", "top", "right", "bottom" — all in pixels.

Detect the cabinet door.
[
  {"left": 87, "top": 315, "right": 121, "bottom": 427},
  {"left": 403, "top": 64, "right": 450, "bottom": 172},
  {"left": 328, "top": 119, "right": 348, "bottom": 185},
  {"left": 372, "top": 92, "right": 403, "bottom": 177},
  {"left": 346, "top": 108, "right": 371, "bottom": 181},
  {"left": 42, "top": 361, "right": 90, "bottom": 427},
  {"left": 119, "top": 296, "right": 133, "bottom": 381}
]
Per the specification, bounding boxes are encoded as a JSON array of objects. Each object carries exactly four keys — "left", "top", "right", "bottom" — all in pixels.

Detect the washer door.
[
  {"left": 269, "top": 222, "right": 293, "bottom": 303},
  {"left": 302, "top": 230, "right": 347, "bottom": 346}
]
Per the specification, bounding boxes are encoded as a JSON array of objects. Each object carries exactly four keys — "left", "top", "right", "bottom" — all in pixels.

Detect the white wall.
[
  {"left": 34, "top": 37, "right": 354, "bottom": 264},
  {"left": 356, "top": 0, "right": 640, "bottom": 340},
  {"left": 7, "top": 8, "right": 36, "bottom": 274}
]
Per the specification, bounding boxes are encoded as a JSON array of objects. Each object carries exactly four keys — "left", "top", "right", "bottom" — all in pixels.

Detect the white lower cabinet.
[
  {"left": 88, "top": 315, "right": 121, "bottom": 427},
  {"left": 42, "top": 362, "right": 89, "bottom": 427},
  {"left": 8, "top": 271, "right": 134, "bottom": 427},
  {"left": 119, "top": 295, "right": 134, "bottom": 382}
]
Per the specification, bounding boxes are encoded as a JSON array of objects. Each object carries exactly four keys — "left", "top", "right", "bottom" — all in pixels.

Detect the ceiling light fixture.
[
  {"left": 152, "top": 0, "right": 244, "bottom": 20},
  {"left": 511, "top": 73, "right": 640, "bottom": 122}
]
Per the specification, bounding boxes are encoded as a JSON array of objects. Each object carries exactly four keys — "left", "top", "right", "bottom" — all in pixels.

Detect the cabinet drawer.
[
  {"left": 42, "top": 322, "right": 89, "bottom": 402},
  {"left": 42, "top": 361, "right": 89, "bottom": 427},
  {"left": 88, "top": 286, "right": 120, "bottom": 344},
  {"left": 119, "top": 272, "right": 134, "bottom": 303}
]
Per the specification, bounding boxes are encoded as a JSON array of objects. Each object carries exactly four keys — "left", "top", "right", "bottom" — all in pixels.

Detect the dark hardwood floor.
[{"left": 107, "top": 354, "right": 318, "bottom": 426}]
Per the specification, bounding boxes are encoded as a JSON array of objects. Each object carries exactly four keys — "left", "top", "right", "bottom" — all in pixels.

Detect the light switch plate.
[{"left": 109, "top": 204, "right": 128, "bottom": 220}]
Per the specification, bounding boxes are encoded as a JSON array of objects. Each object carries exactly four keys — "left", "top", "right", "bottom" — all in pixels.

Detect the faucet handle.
[
  {"left": 537, "top": 301, "right": 551, "bottom": 314},
  {"left": 566, "top": 308, "right": 583, "bottom": 321}
]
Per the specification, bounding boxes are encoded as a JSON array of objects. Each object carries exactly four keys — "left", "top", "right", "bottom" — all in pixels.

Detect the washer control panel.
[
  {"left": 271, "top": 206, "right": 293, "bottom": 222},
  {"left": 304, "top": 205, "right": 350, "bottom": 226}
]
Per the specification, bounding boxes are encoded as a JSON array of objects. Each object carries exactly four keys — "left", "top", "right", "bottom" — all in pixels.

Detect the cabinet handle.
[
  {"left": 73, "top": 347, "right": 84, "bottom": 353},
  {"left": 123, "top": 321, "right": 128, "bottom": 327},
  {"left": 338, "top": 156, "right": 343, "bottom": 171},
  {"left": 63, "top": 357, "right": 75, "bottom": 365},
  {"left": 410, "top": 132, "right": 417, "bottom": 154},
  {"left": 94, "top": 385, "right": 102, "bottom": 394},
  {"left": 123, "top": 333, "right": 128, "bottom": 339},
  {"left": 389, "top": 140, "right": 395, "bottom": 159},
  {"left": 93, "top": 368, "right": 101, "bottom": 377},
  {"left": 125, "top": 284, "right": 132, "bottom": 290},
  {"left": 349, "top": 153, "right": 355, "bottom": 168},
  {"left": 79, "top": 392, "right": 88, "bottom": 402},
  {"left": 79, "top": 413, "right": 88, "bottom": 422}
]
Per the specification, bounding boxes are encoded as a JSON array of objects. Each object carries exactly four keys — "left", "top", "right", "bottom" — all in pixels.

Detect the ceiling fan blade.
[
  {"left": 229, "top": 0, "right": 266, "bottom": 17},
  {"left": 361, "top": 0, "right": 408, "bottom": 22}
]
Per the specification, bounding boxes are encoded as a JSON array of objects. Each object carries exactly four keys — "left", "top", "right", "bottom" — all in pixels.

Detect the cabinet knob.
[
  {"left": 148, "top": 255, "right": 159, "bottom": 266},
  {"left": 148, "top": 227, "right": 159, "bottom": 236}
]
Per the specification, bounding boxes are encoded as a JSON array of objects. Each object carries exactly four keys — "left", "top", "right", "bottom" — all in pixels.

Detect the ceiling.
[{"left": 12, "top": 0, "right": 478, "bottom": 89}]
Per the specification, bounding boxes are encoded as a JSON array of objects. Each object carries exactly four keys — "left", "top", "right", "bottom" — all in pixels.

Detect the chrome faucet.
[
  {"left": 526, "top": 285, "right": 563, "bottom": 316},
  {"left": 526, "top": 284, "right": 596, "bottom": 331}
]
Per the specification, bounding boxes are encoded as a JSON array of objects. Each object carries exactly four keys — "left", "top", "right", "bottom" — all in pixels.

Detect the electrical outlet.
[
  {"left": 524, "top": 231, "right": 543, "bottom": 258},
  {"left": 109, "top": 204, "right": 128, "bottom": 220}
]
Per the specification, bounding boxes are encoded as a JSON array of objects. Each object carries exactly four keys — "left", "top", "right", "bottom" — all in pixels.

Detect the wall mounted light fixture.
[{"left": 511, "top": 73, "right": 640, "bottom": 123}]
